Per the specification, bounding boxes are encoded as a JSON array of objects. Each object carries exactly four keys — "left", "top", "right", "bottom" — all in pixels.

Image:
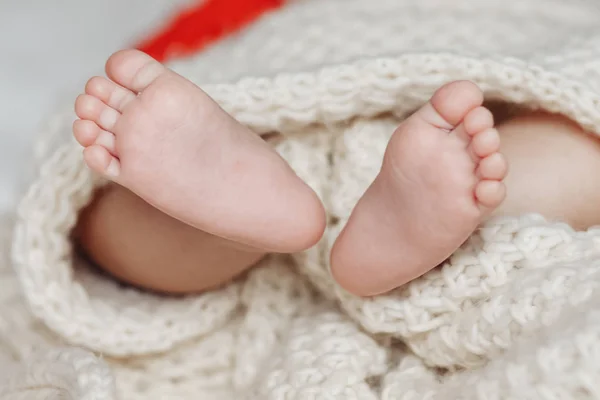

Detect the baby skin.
[{"left": 73, "top": 50, "right": 600, "bottom": 296}]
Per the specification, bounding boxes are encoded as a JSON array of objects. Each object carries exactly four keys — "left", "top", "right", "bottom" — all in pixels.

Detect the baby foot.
[
  {"left": 330, "top": 81, "right": 507, "bottom": 296},
  {"left": 73, "top": 50, "right": 325, "bottom": 252}
]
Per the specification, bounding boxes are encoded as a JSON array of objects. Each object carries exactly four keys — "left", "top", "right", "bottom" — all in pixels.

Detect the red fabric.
[{"left": 137, "top": 0, "right": 284, "bottom": 62}]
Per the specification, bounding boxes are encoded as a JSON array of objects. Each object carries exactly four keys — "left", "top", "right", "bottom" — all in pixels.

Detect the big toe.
[
  {"left": 417, "top": 81, "right": 484, "bottom": 130},
  {"left": 431, "top": 81, "right": 484, "bottom": 125},
  {"left": 105, "top": 49, "right": 168, "bottom": 93}
]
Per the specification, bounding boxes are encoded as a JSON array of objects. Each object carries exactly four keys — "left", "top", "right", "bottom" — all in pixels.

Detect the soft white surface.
[
  {"left": 8, "top": 1, "right": 600, "bottom": 398},
  {"left": 0, "top": 0, "right": 184, "bottom": 213}
]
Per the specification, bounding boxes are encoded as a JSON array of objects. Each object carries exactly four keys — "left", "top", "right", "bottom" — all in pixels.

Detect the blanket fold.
[{"left": 4, "top": 0, "right": 600, "bottom": 398}]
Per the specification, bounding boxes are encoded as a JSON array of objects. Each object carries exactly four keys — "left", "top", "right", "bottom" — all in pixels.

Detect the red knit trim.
[{"left": 137, "top": 0, "right": 284, "bottom": 62}]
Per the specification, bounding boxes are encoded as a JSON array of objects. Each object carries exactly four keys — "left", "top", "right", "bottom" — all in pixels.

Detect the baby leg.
[
  {"left": 76, "top": 184, "right": 266, "bottom": 294},
  {"left": 492, "top": 111, "right": 600, "bottom": 229}
]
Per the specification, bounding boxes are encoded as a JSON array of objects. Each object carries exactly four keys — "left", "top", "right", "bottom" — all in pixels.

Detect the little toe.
[
  {"left": 75, "top": 94, "right": 120, "bottom": 132},
  {"left": 85, "top": 76, "right": 136, "bottom": 112},
  {"left": 83, "top": 145, "right": 121, "bottom": 178},
  {"left": 105, "top": 49, "right": 168, "bottom": 93},
  {"left": 470, "top": 128, "right": 500, "bottom": 158},
  {"left": 475, "top": 180, "right": 506, "bottom": 209},
  {"left": 73, "top": 119, "right": 101, "bottom": 147},
  {"left": 420, "top": 80, "right": 484, "bottom": 128},
  {"left": 477, "top": 153, "right": 507, "bottom": 180}
]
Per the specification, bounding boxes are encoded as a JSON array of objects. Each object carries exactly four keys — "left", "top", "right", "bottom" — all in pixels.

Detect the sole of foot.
[
  {"left": 73, "top": 50, "right": 326, "bottom": 253},
  {"left": 331, "top": 81, "right": 507, "bottom": 296}
]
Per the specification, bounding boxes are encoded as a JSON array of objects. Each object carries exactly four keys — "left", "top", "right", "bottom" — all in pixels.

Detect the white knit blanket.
[{"left": 4, "top": 0, "right": 600, "bottom": 398}]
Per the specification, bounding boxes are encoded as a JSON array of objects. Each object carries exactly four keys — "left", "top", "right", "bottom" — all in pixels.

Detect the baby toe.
[
  {"left": 106, "top": 49, "right": 168, "bottom": 93},
  {"left": 75, "top": 94, "right": 120, "bottom": 132},
  {"left": 477, "top": 152, "right": 508, "bottom": 180},
  {"left": 463, "top": 106, "right": 494, "bottom": 136},
  {"left": 85, "top": 76, "right": 136, "bottom": 112},
  {"left": 429, "top": 81, "right": 484, "bottom": 126},
  {"left": 94, "top": 130, "right": 117, "bottom": 155},
  {"left": 470, "top": 128, "right": 500, "bottom": 158},
  {"left": 73, "top": 119, "right": 101, "bottom": 147},
  {"left": 475, "top": 180, "right": 506, "bottom": 209},
  {"left": 83, "top": 145, "right": 121, "bottom": 178}
]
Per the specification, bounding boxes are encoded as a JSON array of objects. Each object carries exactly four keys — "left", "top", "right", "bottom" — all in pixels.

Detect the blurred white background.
[{"left": 0, "top": 0, "right": 188, "bottom": 213}]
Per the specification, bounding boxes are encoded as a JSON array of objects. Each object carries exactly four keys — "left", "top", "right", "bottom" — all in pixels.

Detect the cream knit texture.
[{"left": 5, "top": 0, "right": 600, "bottom": 398}]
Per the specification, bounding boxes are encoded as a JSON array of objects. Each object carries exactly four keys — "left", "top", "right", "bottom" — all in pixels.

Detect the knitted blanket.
[{"left": 5, "top": 0, "right": 600, "bottom": 398}]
